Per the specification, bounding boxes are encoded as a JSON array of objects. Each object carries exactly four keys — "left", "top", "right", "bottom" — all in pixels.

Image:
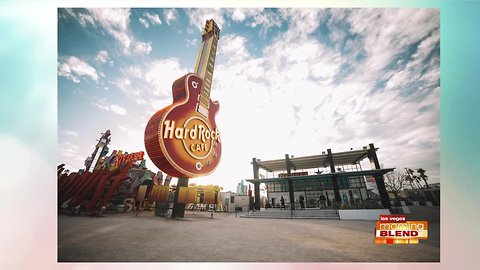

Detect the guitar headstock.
[{"left": 203, "top": 19, "right": 220, "bottom": 40}]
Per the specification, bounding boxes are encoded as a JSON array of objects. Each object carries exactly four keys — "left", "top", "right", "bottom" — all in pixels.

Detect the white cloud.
[
  {"left": 205, "top": 9, "right": 440, "bottom": 186},
  {"left": 186, "top": 8, "right": 227, "bottom": 31},
  {"left": 342, "top": 9, "right": 439, "bottom": 86},
  {"left": 112, "top": 65, "right": 151, "bottom": 100},
  {"left": 95, "top": 50, "right": 109, "bottom": 63},
  {"left": 60, "top": 130, "right": 79, "bottom": 137},
  {"left": 134, "top": 41, "right": 152, "bottom": 55},
  {"left": 187, "top": 8, "right": 281, "bottom": 36},
  {"left": 164, "top": 9, "right": 178, "bottom": 26},
  {"left": 128, "top": 65, "right": 143, "bottom": 78},
  {"left": 139, "top": 17, "right": 149, "bottom": 28},
  {"left": 145, "top": 12, "right": 161, "bottom": 25},
  {"left": 114, "top": 77, "right": 135, "bottom": 96},
  {"left": 279, "top": 9, "right": 324, "bottom": 38},
  {"left": 78, "top": 13, "right": 95, "bottom": 27},
  {"left": 185, "top": 38, "right": 197, "bottom": 47},
  {"left": 93, "top": 101, "right": 127, "bottom": 115},
  {"left": 231, "top": 8, "right": 263, "bottom": 22},
  {"left": 136, "top": 98, "right": 147, "bottom": 105},
  {"left": 58, "top": 141, "right": 80, "bottom": 159},
  {"left": 218, "top": 35, "right": 250, "bottom": 62},
  {"left": 58, "top": 62, "right": 79, "bottom": 83},
  {"left": 88, "top": 8, "right": 130, "bottom": 32},
  {"left": 147, "top": 98, "right": 171, "bottom": 112},
  {"left": 58, "top": 56, "right": 99, "bottom": 83},
  {"left": 118, "top": 123, "right": 142, "bottom": 138},
  {"left": 70, "top": 8, "right": 153, "bottom": 56},
  {"left": 64, "top": 8, "right": 94, "bottom": 27},
  {"left": 139, "top": 12, "right": 162, "bottom": 28},
  {"left": 110, "top": 104, "right": 127, "bottom": 115},
  {"left": 110, "top": 30, "right": 132, "bottom": 53},
  {"left": 414, "top": 28, "right": 439, "bottom": 62},
  {"left": 144, "top": 57, "right": 188, "bottom": 98},
  {"left": 247, "top": 9, "right": 283, "bottom": 36}
]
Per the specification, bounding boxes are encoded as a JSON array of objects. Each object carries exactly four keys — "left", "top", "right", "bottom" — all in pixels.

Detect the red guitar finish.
[
  {"left": 145, "top": 19, "right": 221, "bottom": 178},
  {"left": 144, "top": 73, "right": 221, "bottom": 178}
]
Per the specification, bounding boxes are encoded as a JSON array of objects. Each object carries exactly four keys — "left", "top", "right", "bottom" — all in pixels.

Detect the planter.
[{"left": 338, "top": 209, "right": 390, "bottom": 220}]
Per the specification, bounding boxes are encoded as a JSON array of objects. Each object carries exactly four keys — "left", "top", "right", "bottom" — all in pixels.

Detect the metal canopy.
[
  {"left": 255, "top": 149, "right": 371, "bottom": 172},
  {"left": 245, "top": 168, "right": 394, "bottom": 184}
]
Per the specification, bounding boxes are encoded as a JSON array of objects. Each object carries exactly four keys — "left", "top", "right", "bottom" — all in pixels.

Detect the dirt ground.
[{"left": 58, "top": 207, "right": 439, "bottom": 262}]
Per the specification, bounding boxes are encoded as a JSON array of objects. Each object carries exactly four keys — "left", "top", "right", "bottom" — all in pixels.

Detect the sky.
[{"left": 58, "top": 8, "right": 440, "bottom": 192}]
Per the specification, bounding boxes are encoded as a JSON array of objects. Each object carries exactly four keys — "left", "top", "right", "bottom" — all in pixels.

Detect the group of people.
[{"left": 278, "top": 193, "right": 328, "bottom": 210}]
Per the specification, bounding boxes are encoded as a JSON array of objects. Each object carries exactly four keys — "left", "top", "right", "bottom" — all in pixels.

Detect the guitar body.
[{"left": 144, "top": 73, "right": 222, "bottom": 178}]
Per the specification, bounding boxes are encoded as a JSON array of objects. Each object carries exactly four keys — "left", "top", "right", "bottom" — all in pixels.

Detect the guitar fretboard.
[{"left": 194, "top": 20, "right": 220, "bottom": 109}]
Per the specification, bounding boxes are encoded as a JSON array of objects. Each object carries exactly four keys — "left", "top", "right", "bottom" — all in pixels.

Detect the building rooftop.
[
  {"left": 245, "top": 168, "right": 394, "bottom": 183},
  {"left": 253, "top": 148, "right": 373, "bottom": 172}
]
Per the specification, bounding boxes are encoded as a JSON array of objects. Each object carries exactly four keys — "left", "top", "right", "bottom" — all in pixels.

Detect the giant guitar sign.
[{"left": 145, "top": 19, "right": 222, "bottom": 178}]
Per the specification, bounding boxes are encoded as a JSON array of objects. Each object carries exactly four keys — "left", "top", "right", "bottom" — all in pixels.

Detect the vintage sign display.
[
  {"left": 149, "top": 185, "right": 170, "bottom": 202},
  {"left": 202, "top": 187, "right": 217, "bottom": 204},
  {"left": 177, "top": 187, "right": 198, "bottom": 204},
  {"left": 57, "top": 163, "right": 132, "bottom": 212},
  {"left": 136, "top": 185, "right": 148, "bottom": 202},
  {"left": 114, "top": 151, "right": 145, "bottom": 167},
  {"left": 145, "top": 19, "right": 222, "bottom": 178}
]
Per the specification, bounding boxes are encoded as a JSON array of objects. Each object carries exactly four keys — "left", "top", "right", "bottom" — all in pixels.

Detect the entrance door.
[{"left": 224, "top": 198, "right": 229, "bottom": 211}]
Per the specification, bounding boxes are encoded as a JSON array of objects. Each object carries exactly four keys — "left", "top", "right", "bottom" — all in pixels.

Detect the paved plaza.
[{"left": 58, "top": 207, "right": 440, "bottom": 262}]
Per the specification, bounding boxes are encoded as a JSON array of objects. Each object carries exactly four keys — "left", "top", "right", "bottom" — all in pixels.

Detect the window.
[{"left": 348, "top": 176, "right": 366, "bottom": 188}]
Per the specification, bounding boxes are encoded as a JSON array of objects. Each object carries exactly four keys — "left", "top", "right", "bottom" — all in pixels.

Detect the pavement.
[{"left": 58, "top": 207, "right": 440, "bottom": 262}]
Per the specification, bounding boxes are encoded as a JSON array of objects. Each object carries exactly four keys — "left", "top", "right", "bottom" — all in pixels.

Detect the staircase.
[{"left": 242, "top": 209, "right": 339, "bottom": 219}]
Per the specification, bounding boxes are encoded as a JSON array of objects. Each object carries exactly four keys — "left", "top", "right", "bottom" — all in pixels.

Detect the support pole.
[
  {"left": 252, "top": 158, "right": 259, "bottom": 179},
  {"left": 254, "top": 183, "right": 260, "bottom": 210},
  {"left": 252, "top": 158, "right": 261, "bottom": 210},
  {"left": 367, "top": 143, "right": 391, "bottom": 209},
  {"left": 172, "top": 177, "right": 189, "bottom": 218},
  {"left": 327, "top": 149, "right": 341, "bottom": 205},
  {"left": 285, "top": 154, "right": 295, "bottom": 210}
]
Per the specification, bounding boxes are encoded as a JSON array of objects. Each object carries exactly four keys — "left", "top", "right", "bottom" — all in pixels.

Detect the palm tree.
[
  {"left": 405, "top": 168, "right": 418, "bottom": 189},
  {"left": 413, "top": 175, "right": 422, "bottom": 189},
  {"left": 417, "top": 168, "right": 429, "bottom": 189}
]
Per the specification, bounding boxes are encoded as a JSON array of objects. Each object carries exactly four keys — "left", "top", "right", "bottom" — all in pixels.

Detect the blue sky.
[{"left": 58, "top": 8, "right": 440, "bottom": 191}]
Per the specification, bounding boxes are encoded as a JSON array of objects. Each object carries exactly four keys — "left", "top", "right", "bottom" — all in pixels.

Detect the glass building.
[{"left": 245, "top": 143, "right": 394, "bottom": 210}]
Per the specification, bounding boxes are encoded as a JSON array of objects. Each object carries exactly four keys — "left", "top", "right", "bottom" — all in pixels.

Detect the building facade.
[
  {"left": 236, "top": 180, "right": 248, "bottom": 195},
  {"left": 245, "top": 144, "right": 394, "bottom": 210}
]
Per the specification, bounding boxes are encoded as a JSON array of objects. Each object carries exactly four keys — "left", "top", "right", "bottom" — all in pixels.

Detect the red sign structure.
[
  {"left": 114, "top": 151, "right": 144, "bottom": 167},
  {"left": 57, "top": 163, "right": 132, "bottom": 213},
  {"left": 144, "top": 19, "right": 222, "bottom": 179}
]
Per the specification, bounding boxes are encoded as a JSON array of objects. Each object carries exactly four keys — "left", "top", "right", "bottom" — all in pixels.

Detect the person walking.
[
  {"left": 319, "top": 193, "right": 327, "bottom": 209},
  {"left": 299, "top": 195, "right": 305, "bottom": 210},
  {"left": 280, "top": 196, "right": 286, "bottom": 210}
]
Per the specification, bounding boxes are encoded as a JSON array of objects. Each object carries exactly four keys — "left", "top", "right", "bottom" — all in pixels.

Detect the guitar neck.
[{"left": 194, "top": 20, "right": 220, "bottom": 108}]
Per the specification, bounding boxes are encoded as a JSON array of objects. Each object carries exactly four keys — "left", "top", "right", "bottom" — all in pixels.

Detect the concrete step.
[
  {"left": 242, "top": 215, "right": 339, "bottom": 219},
  {"left": 242, "top": 209, "right": 339, "bottom": 219}
]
